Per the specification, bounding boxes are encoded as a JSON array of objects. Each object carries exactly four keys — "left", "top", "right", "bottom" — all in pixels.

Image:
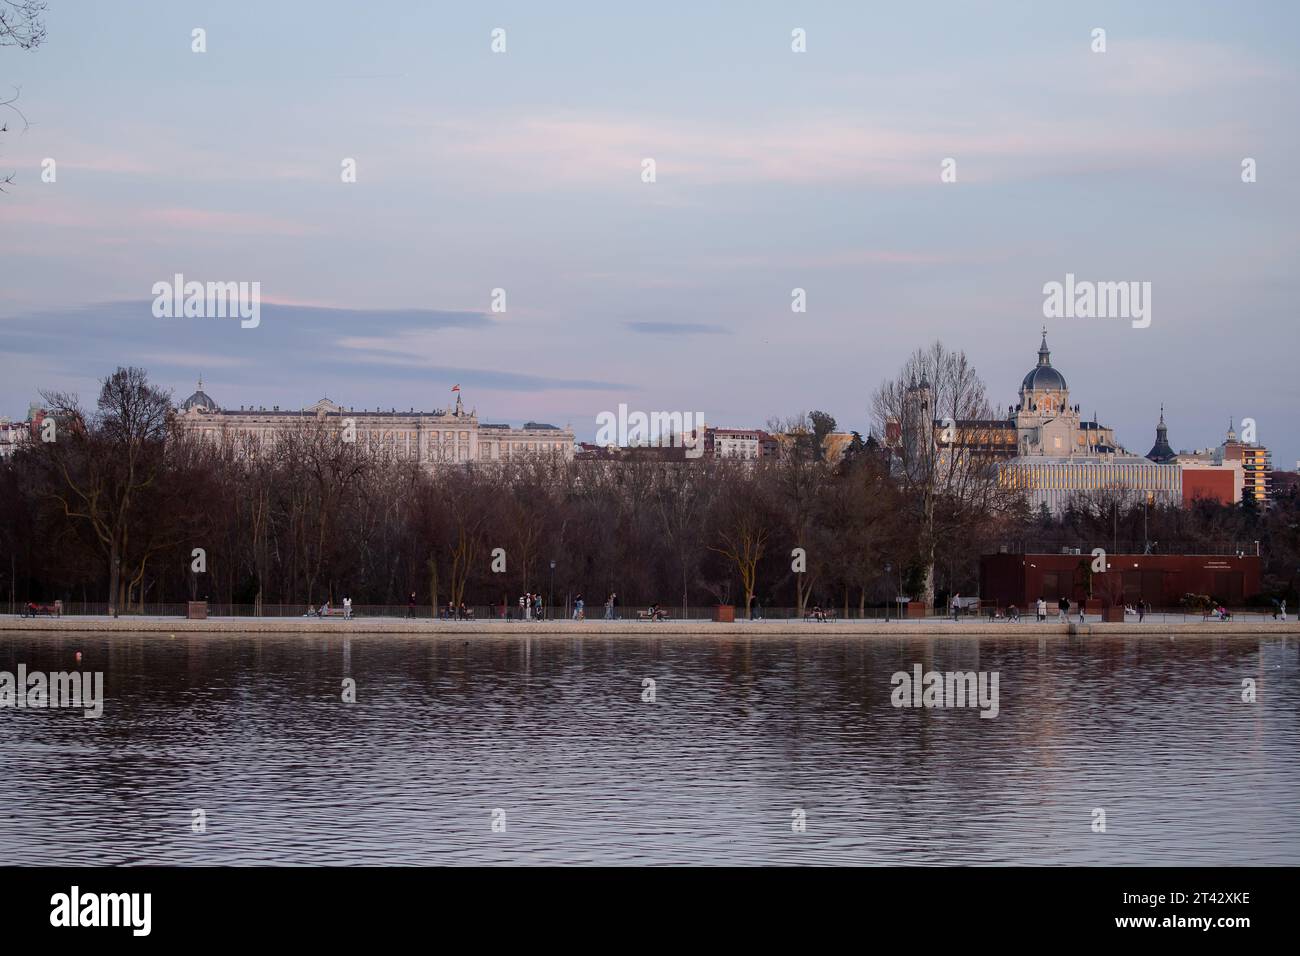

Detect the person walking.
[
  {"left": 610, "top": 592, "right": 619, "bottom": 620},
  {"left": 1036, "top": 597, "right": 1047, "bottom": 622},
  {"left": 1058, "top": 596, "right": 1068, "bottom": 622},
  {"left": 407, "top": 592, "right": 416, "bottom": 618},
  {"left": 604, "top": 593, "right": 614, "bottom": 620},
  {"left": 534, "top": 593, "right": 544, "bottom": 621},
  {"left": 573, "top": 594, "right": 584, "bottom": 621},
  {"left": 1280, "top": 600, "right": 1288, "bottom": 622},
  {"left": 951, "top": 592, "right": 961, "bottom": 622},
  {"left": 1137, "top": 599, "right": 1145, "bottom": 623},
  {"left": 343, "top": 596, "right": 352, "bottom": 620}
]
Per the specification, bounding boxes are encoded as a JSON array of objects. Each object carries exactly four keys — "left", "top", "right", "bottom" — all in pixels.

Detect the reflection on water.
[{"left": 1, "top": 630, "right": 1297, "bottom": 865}]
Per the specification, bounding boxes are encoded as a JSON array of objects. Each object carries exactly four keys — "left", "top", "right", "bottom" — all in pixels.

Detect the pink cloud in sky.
[
  {"left": 0, "top": 194, "right": 322, "bottom": 238},
  {"left": 138, "top": 207, "right": 322, "bottom": 237},
  {"left": 423, "top": 110, "right": 1239, "bottom": 191}
]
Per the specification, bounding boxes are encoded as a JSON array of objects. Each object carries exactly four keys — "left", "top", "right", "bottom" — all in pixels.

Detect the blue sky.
[{"left": 1, "top": 1, "right": 1297, "bottom": 464}]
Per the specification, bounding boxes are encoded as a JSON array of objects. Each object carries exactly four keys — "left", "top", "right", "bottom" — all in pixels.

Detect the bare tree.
[
  {"left": 37, "top": 368, "right": 172, "bottom": 615},
  {"left": 1, "top": 1, "right": 46, "bottom": 191},
  {"left": 653, "top": 459, "right": 716, "bottom": 615},
  {"left": 0, "top": 1, "right": 46, "bottom": 48},
  {"left": 872, "top": 341, "right": 1006, "bottom": 608},
  {"left": 709, "top": 461, "right": 770, "bottom": 617},
  {"left": 768, "top": 424, "right": 827, "bottom": 615}
]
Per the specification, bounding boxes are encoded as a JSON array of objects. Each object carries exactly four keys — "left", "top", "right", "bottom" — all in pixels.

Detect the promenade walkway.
[{"left": 2, "top": 614, "right": 1296, "bottom": 637}]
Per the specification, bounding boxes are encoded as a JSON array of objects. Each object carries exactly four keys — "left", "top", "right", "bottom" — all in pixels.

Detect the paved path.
[{"left": 2, "top": 615, "right": 1296, "bottom": 637}]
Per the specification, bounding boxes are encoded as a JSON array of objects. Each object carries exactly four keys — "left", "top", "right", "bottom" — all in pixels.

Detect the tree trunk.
[
  {"left": 108, "top": 538, "right": 121, "bottom": 617},
  {"left": 921, "top": 490, "right": 937, "bottom": 608},
  {"left": 427, "top": 556, "right": 438, "bottom": 615}
]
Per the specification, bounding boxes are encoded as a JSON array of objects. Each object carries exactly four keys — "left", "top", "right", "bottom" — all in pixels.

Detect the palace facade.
[{"left": 173, "top": 382, "right": 574, "bottom": 464}]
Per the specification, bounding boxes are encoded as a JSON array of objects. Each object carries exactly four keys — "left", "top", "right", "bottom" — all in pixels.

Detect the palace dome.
[{"left": 180, "top": 379, "right": 218, "bottom": 412}]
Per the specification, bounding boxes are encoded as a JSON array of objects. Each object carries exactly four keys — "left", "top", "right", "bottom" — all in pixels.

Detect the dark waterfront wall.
[{"left": 980, "top": 553, "right": 1262, "bottom": 608}]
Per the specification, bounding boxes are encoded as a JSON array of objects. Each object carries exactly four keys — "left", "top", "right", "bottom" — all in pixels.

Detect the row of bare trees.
[
  {"left": 0, "top": 369, "right": 933, "bottom": 615},
  {"left": 2, "top": 361, "right": 1295, "bottom": 614}
]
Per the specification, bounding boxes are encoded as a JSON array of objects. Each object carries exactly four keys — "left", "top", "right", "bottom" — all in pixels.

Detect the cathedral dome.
[
  {"left": 1022, "top": 365, "right": 1067, "bottom": 391},
  {"left": 1021, "top": 331, "right": 1067, "bottom": 392}
]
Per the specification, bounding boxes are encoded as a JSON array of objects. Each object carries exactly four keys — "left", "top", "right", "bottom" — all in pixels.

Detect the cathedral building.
[
  {"left": 891, "top": 331, "right": 1181, "bottom": 514},
  {"left": 893, "top": 330, "right": 1118, "bottom": 463},
  {"left": 996, "top": 333, "right": 1178, "bottom": 513},
  {"left": 1010, "top": 331, "right": 1117, "bottom": 457},
  {"left": 173, "top": 381, "right": 574, "bottom": 464}
]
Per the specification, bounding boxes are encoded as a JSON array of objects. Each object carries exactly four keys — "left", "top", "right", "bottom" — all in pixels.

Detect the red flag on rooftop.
[{"left": 451, "top": 384, "right": 460, "bottom": 391}]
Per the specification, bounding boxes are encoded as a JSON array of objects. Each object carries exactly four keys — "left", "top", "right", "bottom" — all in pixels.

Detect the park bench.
[
  {"left": 304, "top": 607, "right": 348, "bottom": 618},
  {"left": 20, "top": 602, "right": 58, "bottom": 618},
  {"left": 804, "top": 608, "right": 836, "bottom": 622},
  {"left": 637, "top": 609, "right": 670, "bottom": 622}
]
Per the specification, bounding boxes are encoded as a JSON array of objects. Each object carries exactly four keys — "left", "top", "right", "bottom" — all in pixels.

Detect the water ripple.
[{"left": 0, "top": 631, "right": 1296, "bottom": 864}]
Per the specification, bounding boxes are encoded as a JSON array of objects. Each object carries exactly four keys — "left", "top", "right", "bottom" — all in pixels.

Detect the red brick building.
[
  {"left": 1181, "top": 467, "right": 1237, "bottom": 506},
  {"left": 980, "top": 552, "right": 1261, "bottom": 609}
]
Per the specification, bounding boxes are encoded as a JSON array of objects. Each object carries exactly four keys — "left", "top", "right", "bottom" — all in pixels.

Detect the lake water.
[{"left": 1, "top": 630, "right": 1297, "bottom": 865}]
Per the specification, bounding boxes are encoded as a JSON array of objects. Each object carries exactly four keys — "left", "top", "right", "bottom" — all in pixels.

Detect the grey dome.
[
  {"left": 1022, "top": 331, "right": 1067, "bottom": 392},
  {"left": 1022, "top": 365, "right": 1067, "bottom": 391},
  {"left": 180, "top": 379, "right": 218, "bottom": 412}
]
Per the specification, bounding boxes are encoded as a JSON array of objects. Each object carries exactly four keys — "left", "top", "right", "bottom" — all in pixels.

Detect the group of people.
[
  {"left": 517, "top": 593, "right": 546, "bottom": 620},
  {"left": 440, "top": 601, "right": 474, "bottom": 620},
  {"left": 306, "top": 597, "right": 352, "bottom": 619},
  {"left": 988, "top": 597, "right": 1087, "bottom": 623},
  {"left": 643, "top": 603, "right": 669, "bottom": 621},
  {"left": 340, "top": 589, "right": 1288, "bottom": 623},
  {"left": 571, "top": 591, "right": 623, "bottom": 620}
]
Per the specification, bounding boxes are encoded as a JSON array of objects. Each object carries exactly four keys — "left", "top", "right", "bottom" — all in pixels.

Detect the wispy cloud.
[
  {"left": 626, "top": 321, "right": 728, "bottom": 335},
  {"left": 139, "top": 207, "right": 323, "bottom": 237},
  {"left": 0, "top": 301, "right": 623, "bottom": 410}
]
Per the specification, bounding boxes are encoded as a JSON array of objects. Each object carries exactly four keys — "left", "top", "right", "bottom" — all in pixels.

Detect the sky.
[{"left": 1, "top": 1, "right": 1297, "bottom": 465}]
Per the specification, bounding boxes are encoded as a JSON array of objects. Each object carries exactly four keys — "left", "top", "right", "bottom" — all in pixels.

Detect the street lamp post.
[
  {"left": 549, "top": 560, "right": 556, "bottom": 621},
  {"left": 884, "top": 563, "right": 892, "bottom": 622}
]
